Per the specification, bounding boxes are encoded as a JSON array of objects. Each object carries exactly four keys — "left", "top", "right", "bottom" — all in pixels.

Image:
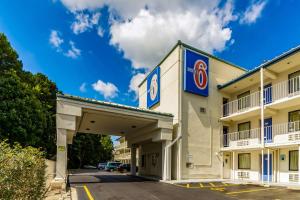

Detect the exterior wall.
[
  {"left": 139, "top": 46, "right": 180, "bottom": 124},
  {"left": 233, "top": 150, "right": 261, "bottom": 182},
  {"left": 139, "top": 142, "right": 162, "bottom": 178},
  {"left": 180, "top": 48, "right": 245, "bottom": 179},
  {"left": 278, "top": 147, "right": 299, "bottom": 183},
  {"left": 114, "top": 137, "right": 132, "bottom": 164}
]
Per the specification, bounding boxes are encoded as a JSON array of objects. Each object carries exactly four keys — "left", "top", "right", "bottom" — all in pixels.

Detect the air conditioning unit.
[{"left": 237, "top": 171, "right": 249, "bottom": 179}]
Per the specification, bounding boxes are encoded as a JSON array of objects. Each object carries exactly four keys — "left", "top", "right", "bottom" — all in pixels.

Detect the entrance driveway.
[{"left": 68, "top": 170, "right": 300, "bottom": 200}]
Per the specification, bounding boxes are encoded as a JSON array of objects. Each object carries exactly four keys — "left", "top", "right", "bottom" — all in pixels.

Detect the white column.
[
  {"left": 55, "top": 128, "right": 68, "bottom": 181},
  {"left": 261, "top": 149, "right": 264, "bottom": 184},
  {"left": 162, "top": 141, "right": 171, "bottom": 181},
  {"left": 260, "top": 68, "right": 265, "bottom": 147},
  {"left": 298, "top": 145, "right": 300, "bottom": 184},
  {"left": 232, "top": 151, "right": 235, "bottom": 181},
  {"left": 130, "top": 145, "right": 137, "bottom": 176},
  {"left": 267, "top": 148, "right": 270, "bottom": 184},
  {"left": 277, "top": 149, "right": 280, "bottom": 183}
]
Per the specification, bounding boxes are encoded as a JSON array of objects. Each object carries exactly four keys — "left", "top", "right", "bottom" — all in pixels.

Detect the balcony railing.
[
  {"left": 270, "top": 75, "right": 300, "bottom": 102},
  {"left": 222, "top": 121, "right": 300, "bottom": 148},
  {"left": 222, "top": 91, "right": 260, "bottom": 117},
  {"left": 223, "top": 128, "right": 261, "bottom": 148},
  {"left": 221, "top": 76, "right": 300, "bottom": 118}
]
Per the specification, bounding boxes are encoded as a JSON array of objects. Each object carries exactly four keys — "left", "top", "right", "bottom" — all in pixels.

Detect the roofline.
[
  {"left": 218, "top": 44, "right": 300, "bottom": 90},
  {"left": 57, "top": 93, "right": 173, "bottom": 117},
  {"left": 138, "top": 40, "right": 247, "bottom": 88}
]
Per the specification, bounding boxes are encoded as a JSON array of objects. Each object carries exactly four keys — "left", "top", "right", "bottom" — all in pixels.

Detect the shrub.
[{"left": 0, "top": 140, "right": 46, "bottom": 200}]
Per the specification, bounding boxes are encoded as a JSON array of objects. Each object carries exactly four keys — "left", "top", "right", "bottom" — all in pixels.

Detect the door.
[
  {"left": 264, "top": 118, "right": 272, "bottom": 143},
  {"left": 264, "top": 84, "right": 272, "bottom": 104},
  {"left": 223, "top": 98, "right": 229, "bottom": 117},
  {"left": 263, "top": 154, "right": 273, "bottom": 181},
  {"left": 223, "top": 126, "right": 229, "bottom": 147},
  {"left": 223, "top": 153, "right": 231, "bottom": 179}
]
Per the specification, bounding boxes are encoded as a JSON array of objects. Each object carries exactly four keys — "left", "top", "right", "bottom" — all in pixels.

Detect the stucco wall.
[{"left": 139, "top": 142, "right": 162, "bottom": 178}]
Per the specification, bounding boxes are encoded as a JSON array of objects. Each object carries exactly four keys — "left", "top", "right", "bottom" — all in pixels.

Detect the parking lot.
[{"left": 69, "top": 170, "right": 300, "bottom": 200}]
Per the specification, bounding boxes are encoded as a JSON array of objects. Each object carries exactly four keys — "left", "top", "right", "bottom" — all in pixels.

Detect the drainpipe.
[{"left": 260, "top": 68, "right": 265, "bottom": 184}]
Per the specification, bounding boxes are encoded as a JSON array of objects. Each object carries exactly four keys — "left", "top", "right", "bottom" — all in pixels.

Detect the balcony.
[
  {"left": 221, "top": 91, "right": 260, "bottom": 121},
  {"left": 266, "top": 121, "right": 300, "bottom": 146},
  {"left": 222, "top": 128, "right": 261, "bottom": 150},
  {"left": 222, "top": 121, "right": 300, "bottom": 150},
  {"left": 265, "top": 75, "right": 300, "bottom": 109},
  {"left": 221, "top": 76, "right": 300, "bottom": 121}
]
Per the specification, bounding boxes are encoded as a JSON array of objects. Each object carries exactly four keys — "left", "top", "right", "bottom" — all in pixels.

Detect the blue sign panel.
[
  {"left": 184, "top": 49, "right": 209, "bottom": 96},
  {"left": 147, "top": 67, "right": 160, "bottom": 108}
]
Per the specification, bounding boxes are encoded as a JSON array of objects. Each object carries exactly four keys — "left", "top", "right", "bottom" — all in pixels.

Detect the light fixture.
[
  {"left": 86, "top": 128, "right": 90, "bottom": 131},
  {"left": 131, "top": 125, "right": 136, "bottom": 128},
  {"left": 90, "top": 120, "right": 95, "bottom": 123}
]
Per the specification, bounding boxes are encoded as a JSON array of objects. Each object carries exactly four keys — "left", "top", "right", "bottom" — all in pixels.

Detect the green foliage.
[
  {"left": 68, "top": 134, "right": 114, "bottom": 168},
  {"left": 0, "top": 33, "right": 58, "bottom": 157},
  {"left": 0, "top": 140, "right": 46, "bottom": 200}
]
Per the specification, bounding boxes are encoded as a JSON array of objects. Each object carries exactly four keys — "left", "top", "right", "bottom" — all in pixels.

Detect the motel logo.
[
  {"left": 147, "top": 67, "right": 160, "bottom": 108},
  {"left": 184, "top": 49, "right": 209, "bottom": 97}
]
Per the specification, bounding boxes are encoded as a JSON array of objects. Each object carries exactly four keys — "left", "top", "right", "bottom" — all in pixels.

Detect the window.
[
  {"left": 238, "top": 122, "right": 251, "bottom": 139},
  {"left": 288, "top": 70, "right": 300, "bottom": 94},
  {"left": 238, "top": 153, "right": 251, "bottom": 169},
  {"left": 237, "top": 91, "right": 250, "bottom": 110},
  {"left": 289, "top": 150, "right": 298, "bottom": 171},
  {"left": 288, "top": 110, "right": 300, "bottom": 132}
]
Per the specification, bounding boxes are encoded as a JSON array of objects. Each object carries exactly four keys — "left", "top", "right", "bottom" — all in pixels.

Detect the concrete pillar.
[
  {"left": 162, "top": 140, "right": 171, "bottom": 181},
  {"left": 267, "top": 148, "right": 270, "bottom": 184},
  {"left": 55, "top": 128, "right": 68, "bottom": 181},
  {"left": 261, "top": 149, "right": 264, "bottom": 184},
  {"left": 298, "top": 145, "right": 300, "bottom": 185},
  {"left": 232, "top": 151, "right": 235, "bottom": 181},
  {"left": 130, "top": 145, "right": 137, "bottom": 176}
]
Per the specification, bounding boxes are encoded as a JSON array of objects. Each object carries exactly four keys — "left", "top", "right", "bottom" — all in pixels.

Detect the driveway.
[{"left": 68, "top": 170, "right": 300, "bottom": 200}]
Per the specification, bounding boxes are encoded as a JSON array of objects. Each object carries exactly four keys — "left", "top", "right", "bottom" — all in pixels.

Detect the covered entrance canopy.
[{"left": 55, "top": 94, "right": 174, "bottom": 182}]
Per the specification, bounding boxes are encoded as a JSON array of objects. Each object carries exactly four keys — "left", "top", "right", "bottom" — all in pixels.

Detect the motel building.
[{"left": 54, "top": 40, "right": 300, "bottom": 186}]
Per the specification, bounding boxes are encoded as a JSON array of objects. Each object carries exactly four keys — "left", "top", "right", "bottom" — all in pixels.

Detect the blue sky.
[{"left": 0, "top": 0, "right": 300, "bottom": 108}]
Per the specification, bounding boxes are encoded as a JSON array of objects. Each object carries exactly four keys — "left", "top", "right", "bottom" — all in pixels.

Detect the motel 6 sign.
[
  {"left": 184, "top": 49, "right": 209, "bottom": 96},
  {"left": 147, "top": 67, "right": 160, "bottom": 108}
]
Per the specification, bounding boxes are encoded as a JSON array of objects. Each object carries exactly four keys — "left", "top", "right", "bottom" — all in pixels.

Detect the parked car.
[
  {"left": 117, "top": 164, "right": 138, "bottom": 173},
  {"left": 97, "top": 162, "right": 107, "bottom": 170},
  {"left": 83, "top": 165, "right": 97, "bottom": 169},
  {"left": 105, "top": 162, "right": 122, "bottom": 171}
]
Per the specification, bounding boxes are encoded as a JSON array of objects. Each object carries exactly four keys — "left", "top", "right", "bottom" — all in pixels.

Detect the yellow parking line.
[
  {"left": 226, "top": 187, "right": 277, "bottom": 195},
  {"left": 83, "top": 185, "right": 95, "bottom": 200},
  {"left": 222, "top": 182, "right": 228, "bottom": 186},
  {"left": 187, "top": 184, "right": 190, "bottom": 188},
  {"left": 209, "top": 182, "right": 216, "bottom": 187},
  {"left": 199, "top": 183, "right": 204, "bottom": 188}
]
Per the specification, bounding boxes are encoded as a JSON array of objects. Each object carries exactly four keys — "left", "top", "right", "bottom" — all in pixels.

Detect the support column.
[
  {"left": 260, "top": 68, "right": 265, "bottom": 147},
  {"left": 267, "top": 148, "right": 270, "bottom": 184},
  {"left": 162, "top": 140, "right": 171, "bottom": 181},
  {"left": 298, "top": 145, "right": 300, "bottom": 184},
  {"left": 55, "top": 128, "right": 68, "bottom": 181},
  {"left": 261, "top": 149, "right": 264, "bottom": 184},
  {"left": 232, "top": 151, "right": 235, "bottom": 181},
  {"left": 130, "top": 145, "right": 137, "bottom": 176}
]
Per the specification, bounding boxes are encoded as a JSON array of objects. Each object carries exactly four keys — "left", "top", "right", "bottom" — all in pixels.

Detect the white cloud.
[
  {"left": 65, "top": 41, "right": 81, "bottom": 58},
  {"left": 97, "top": 26, "right": 104, "bottom": 37},
  {"left": 79, "top": 82, "right": 87, "bottom": 92},
  {"left": 128, "top": 73, "right": 146, "bottom": 98},
  {"left": 71, "top": 12, "right": 100, "bottom": 34},
  {"left": 92, "top": 80, "right": 119, "bottom": 99},
  {"left": 49, "top": 30, "right": 64, "bottom": 49},
  {"left": 240, "top": 0, "right": 267, "bottom": 24}
]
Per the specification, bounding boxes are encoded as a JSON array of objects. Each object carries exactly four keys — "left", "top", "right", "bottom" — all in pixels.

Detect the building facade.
[
  {"left": 138, "top": 41, "right": 300, "bottom": 184},
  {"left": 114, "top": 136, "right": 131, "bottom": 164}
]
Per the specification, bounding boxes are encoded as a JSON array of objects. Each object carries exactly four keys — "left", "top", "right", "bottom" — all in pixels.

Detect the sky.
[{"left": 0, "top": 0, "right": 300, "bottom": 108}]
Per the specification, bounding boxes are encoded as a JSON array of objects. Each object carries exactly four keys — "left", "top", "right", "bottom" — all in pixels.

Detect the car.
[
  {"left": 83, "top": 165, "right": 97, "bottom": 169},
  {"left": 105, "top": 162, "right": 122, "bottom": 171},
  {"left": 117, "top": 164, "right": 138, "bottom": 173},
  {"left": 97, "top": 162, "right": 107, "bottom": 170}
]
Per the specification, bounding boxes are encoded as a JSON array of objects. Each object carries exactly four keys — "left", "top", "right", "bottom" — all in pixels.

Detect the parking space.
[{"left": 174, "top": 182, "right": 300, "bottom": 200}]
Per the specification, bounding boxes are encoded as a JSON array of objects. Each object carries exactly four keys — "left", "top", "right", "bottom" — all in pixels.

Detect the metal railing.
[
  {"left": 223, "top": 128, "right": 261, "bottom": 147},
  {"left": 272, "top": 121, "right": 300, "bottom": 136},
  {"left": 222, "top": 91, "right": 260, "bottom": 117}
]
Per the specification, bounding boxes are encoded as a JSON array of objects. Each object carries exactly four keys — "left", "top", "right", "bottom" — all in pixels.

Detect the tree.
[
  {"left": 0, "top": 33, "right": 58, "bottom": 157},
  {"left": 68, "top": 134, "right": 114, "bottom": 168}
]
